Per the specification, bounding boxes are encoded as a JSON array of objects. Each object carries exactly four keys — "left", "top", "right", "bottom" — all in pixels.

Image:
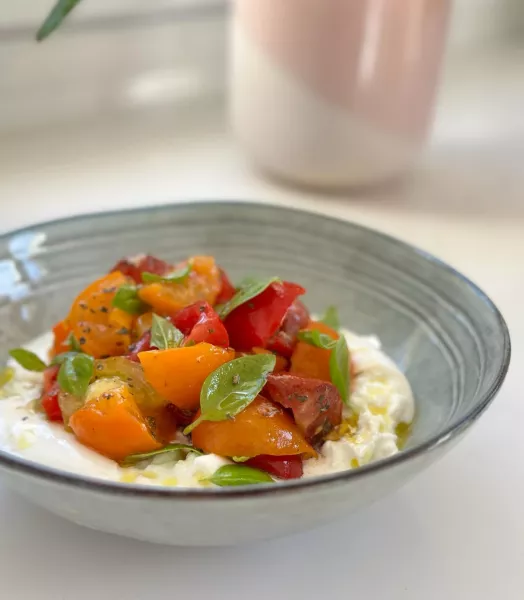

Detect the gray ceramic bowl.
[{"left": 0, "top": 202, "right": 510, "bottom": 546}]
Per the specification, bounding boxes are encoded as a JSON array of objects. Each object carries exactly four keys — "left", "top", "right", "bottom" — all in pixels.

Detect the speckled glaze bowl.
[{"left": 0, "top": 202, "right": 510, "bottom": 546}]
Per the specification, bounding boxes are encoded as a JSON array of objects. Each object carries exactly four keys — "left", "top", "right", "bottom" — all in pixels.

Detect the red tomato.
[
  {"left": 223, "top": 282, "right": 305, "bottom": 351},
  {"left": 267, "top": 300, "right": 310, "bottom": 358},
  {"left": 215, "top": 268, "right": 236, "bottom": 304},
  {"left": 41, "top": 366, "right": 62, "bottom": 422},
  {"left": 246, "top": 454, "right": 303, "bottom": 480},
  {"left": 110, "top": 255, "right": 171, "bottom": 284},
  {"left": 173, "top": 301, "right": 229, "bottom": 347},
  {"left": 127, "top": 330, "right": 153, "bottom": 362}
]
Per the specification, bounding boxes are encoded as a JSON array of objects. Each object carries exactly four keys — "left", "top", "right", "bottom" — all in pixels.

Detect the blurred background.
[{"left": 0, "top": 0, "right": 523, "bottom": 229}]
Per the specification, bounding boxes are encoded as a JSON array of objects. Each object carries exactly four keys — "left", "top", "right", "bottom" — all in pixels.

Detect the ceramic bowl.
[{"left": 0, "top": 202, "right": 510, "bottom": 545}]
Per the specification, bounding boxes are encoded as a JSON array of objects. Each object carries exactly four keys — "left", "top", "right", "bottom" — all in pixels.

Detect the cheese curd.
[{"left": 0, "top": 330, "right": 414, "bottom": 487}]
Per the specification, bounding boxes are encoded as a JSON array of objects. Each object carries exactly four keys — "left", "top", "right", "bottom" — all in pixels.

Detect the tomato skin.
[
  {"left": 127, "top": 331, "right": 153, "bottom": 362},
  {"left": 173, "top": 301, "right": 229, "bottom": 348},
  {"left": 246, "top": 454, "right": 303, "bottom": 480},
  {"left": 41, "top": 366, "right": 62, "bottom": 422},
  {"left": 215, "top": 268, "right": 236, "bottom": 304},
  {"left": 267, "top": 300, "right": 310, "bottom": 358},
  {"left": 110, "top": 255, "right": 171, "bottom": 284},
  {"left": 224, "top": 282, "right": 306, "bottom": 351}
]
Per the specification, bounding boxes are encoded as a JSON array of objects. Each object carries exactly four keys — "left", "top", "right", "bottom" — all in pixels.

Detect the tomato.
[
  {"left": 267, "top": 300, "right": 310, "bottom": 358},
  {"left": 127, "top": 331, "right": 153, "bottom": 362},
  {"left": 215, "top": 268, "right": 236, "bottom": 304},
  {"left": 41, "top": 366, "right": 62, "bottom": 422},
  {"left": 173, "top": 301, "right": 229, "bottom": 348},
  {"left": 246, "top": 454, "right": 303, "bottom": 479},
  {"left": 110, "top": 255, "right": 172, "bottom": 284},
  {"left": 51, "top": 320, "right": 72, "bottom": 357},
  {"left": 224, "top": 281, "right": 305, "bottom": 351}
]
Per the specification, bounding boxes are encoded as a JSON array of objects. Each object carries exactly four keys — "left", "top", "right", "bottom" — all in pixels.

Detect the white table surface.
[{"left": 0, "top": 43, "right": 523, "bottom": 600}]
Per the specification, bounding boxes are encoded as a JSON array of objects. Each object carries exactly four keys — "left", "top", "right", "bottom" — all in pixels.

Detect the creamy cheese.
[{"left": 0, "top": 330, "right": 414, "bottom": 487}]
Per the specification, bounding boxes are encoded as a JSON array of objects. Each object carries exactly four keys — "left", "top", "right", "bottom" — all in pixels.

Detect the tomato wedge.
[
  {"left": 173, "top": 301, "right": 229, "bottom": 347},
  {"left": 246, "top": 454, "right": 303, "bottom": 479}
]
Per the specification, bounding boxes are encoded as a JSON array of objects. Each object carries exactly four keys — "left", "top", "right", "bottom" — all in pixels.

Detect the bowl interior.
[{"left": 0, "top": 202, "right": 510, "bottom": 455}]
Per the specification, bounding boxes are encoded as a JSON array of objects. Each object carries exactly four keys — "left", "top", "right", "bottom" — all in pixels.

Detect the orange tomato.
[
  {"left": 138, "top": 343, "right": 235, "bottom": 411},
  {"left": 252, "top": 347, "right": 288, "bottom": 373},
  {"left": 134, "top": 312, "right": 153, "bottom": 340},
  {"left": 69, "top": 380, "right": 162, "bottom": 462},
  {"left": 66, "top": 271, "right": 133, "bottom": 358},
  {"left": 191, "top": 396, "right": 316, "bottom": 459},
  {"left": 290, "top": 321, "right": 339, "bottom": 382},
  {"left": 51, "top": 320, "right": 72, "bottom": 357},
  {"left": 138, "top": 256, "right": 221, "bottom": 316}
]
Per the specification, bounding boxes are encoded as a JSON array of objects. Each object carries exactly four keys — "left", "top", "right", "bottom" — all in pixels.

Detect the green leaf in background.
[
  {"left": 319, "top": 305, "right": 340, "bottom": 331},
  {"left": 297, "top": 330, "right": 336, "bottom": 350},
  {"left": 112, "top": 285, "right": 147, "bottom": 315},
  {"left": 184, "top": 353, "right": 276, "bottom": 435},
  {"left": 8, "top": 349, "right": 47, "bottom": 372},
  {"left": 207, "top": 464, "right": 274, "bottom": 487},
  {"left": 120, "top": 443, "right": 203, "bottom": 467},
  {"left": 142, "top": 264, "right": 192, "bottom": 284},
  {"left": 57, "top": 353, "right": 94, "bottom": 398},
  {"left": 68, "top": 333, "right": 83, "bottom": 353},
  {"left": 217, "top": 277, "right": 280, "bottom": 319},
  {"left": 0, "top": 367, "right": 14, "bottom": 389},
  {"left": 329, "top": 336, "right": 350, "bottom": 405},
  {"left": 150, "top": 314, "right": 184, "bottom": 350},
  {"left": 36, "top": 0, "right": 84, "bottom": 42}
]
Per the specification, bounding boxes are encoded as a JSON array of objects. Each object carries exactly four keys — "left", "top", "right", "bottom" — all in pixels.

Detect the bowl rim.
[{"left": 0, "top": 200, "right": 512, "bottom": 498}]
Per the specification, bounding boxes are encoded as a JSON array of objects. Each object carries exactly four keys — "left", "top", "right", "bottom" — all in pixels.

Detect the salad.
[{"left": 2, "top": 254, "right": 414, "bottom": 487}]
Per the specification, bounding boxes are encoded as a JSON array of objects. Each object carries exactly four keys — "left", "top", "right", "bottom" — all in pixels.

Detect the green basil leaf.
[
  {"left": 184, "top": 354, "right": 276, "bottom": 435},
  {"left": 36, "top": 0, "right": 83, "bottom": 41},
  {"left": 142, "top": 264, "right": 192, "bottom": 284},
  {"left": 57, "top": 354, "right": 94, "bottom": 398},
  {"left": 51, "top": 351, "right": 81, "bottom": 366},
  {"left": 120, "top": 443, "right": 203, "bottom": 467},
  {"left": 151, "top": 314, "right": 184, "bottom": 350},
  {"left": 217, "top": 277, "right": 281, "bottom": 319},
  {"left": 329, "top": 336, "right": 350, "bottom": 405},
  {"left": 112, "top": 285, "right": 147, "bottom": 315},
  {"left": 9, "top": 349, "right": 47, "bottom": 372},
  {"left": 297, "top": 330, "right": 336, "bottom": 350},
  {"left": 0, "top": 367, "right": 14, "bottom": 389},
  {"left": 320, "top": 305, "right": 340, "bottom": 331},
  {"left": 207, "top": 464, "right": 274, "bottom": 487}
]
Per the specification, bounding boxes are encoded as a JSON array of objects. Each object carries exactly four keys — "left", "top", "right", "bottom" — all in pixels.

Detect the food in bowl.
[{"left": 1, "top": 253, "right": 414, "bottom": 488}]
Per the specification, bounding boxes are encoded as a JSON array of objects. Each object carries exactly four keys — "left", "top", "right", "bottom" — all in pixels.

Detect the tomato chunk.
[
  {"left": 224, "top": 281, "right": 305, "bottom": 351},
  {"left": 173, "top": 301, "right": 229, "bottom": 347},
  {"left": 267, "top": 299, "right": 310, "bottom": 358},
  {"left": 41, "top": 365, "right": 62, "bottom": 422},
  {"left": 191, "top": 396, "right": 316, "bottom": 458},
  {"left": 265, "top": 374, "right": 343, "bottom": 442},
  {"left": 246, "top": 454, "right": 303, "bottom": 479},
  {"left": 215, "top": 268, "right": 236, "bottom": 304},
  {"left": 290, "top": 321, "right": 339, "bottom": 381},
  {"left": 110, "top": 254, "right": 172, "bottom": 284}
]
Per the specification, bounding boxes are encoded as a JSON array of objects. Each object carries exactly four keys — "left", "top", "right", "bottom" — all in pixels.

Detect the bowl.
[{"left": 0, "top": 202, "right": 510, "bottom": 546}]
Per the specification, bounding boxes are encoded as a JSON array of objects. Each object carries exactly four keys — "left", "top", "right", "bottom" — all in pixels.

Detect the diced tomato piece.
[
  {"left": 110, "top": 255, "right": 172, "bottom": 284},
  {"left": 43, "top": 365, "right": 60, "bottom": 394},
  {"left": 40, "top": 365, "right": 63, "bottom": 422},
  {"left": 127, "top": 331, "right": 153, "bottom": 362},
  {"left": 215, "top": 268, "right": 236, "bottom": 304},
  {"left": 224, "top": 281, "right": 305, "bottom": 351},
  {"left": 173, "top": 301, "right": 229, "bottom": 348},
  {"left": 166, "top": 403, "right": 195, "bottom": 427},
  {"left": 267, "top": 300, "right": 310, "bottom": 358},
  {"left": 265, "top": 374, "right": 343, "bottom": 442},
  {"left": 246, "top": 454, "right": 303, "bottom": 480}
]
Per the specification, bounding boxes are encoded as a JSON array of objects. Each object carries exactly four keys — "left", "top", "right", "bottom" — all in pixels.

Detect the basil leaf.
[
  {"left": 57, "top": 354, "right": 94, "bottom": 398},
  {"left": 184, "top": 354, "right": 276, "bottom": 435},
  {"left": 320, "top": 306, "right": 340, "bottom": 331},
  {"left": 36, "top": 0, "right": 83, "bottom": 42},
  {"left": 329, "top": 336, "right": 350, "bottom": 405},
  {"left": 120, "top": 443, "right": 203, "bottom": 467},
  {"left": 297, "top": 330, "right": 336, "bottom": 350},
  {"left": 142, "top": 264, "right": 192, "bottom": 284},
  {"left": 112, "top": 285, "right": 147, "bottom": 315},
  {"left": 207, "top": 465, "right": 274, "bottom": 487},
  {"left": 51, "top": 351, "right": 81, "bottom": 366},
  {"left": 217, "top": 277, "right": 281, "bottom": 319},
  {"left": 9, "top": 349, "right": 47, "bottom": 372},
  {"left": 151, "top": 314, "right": 184, "bottom": 349}
]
